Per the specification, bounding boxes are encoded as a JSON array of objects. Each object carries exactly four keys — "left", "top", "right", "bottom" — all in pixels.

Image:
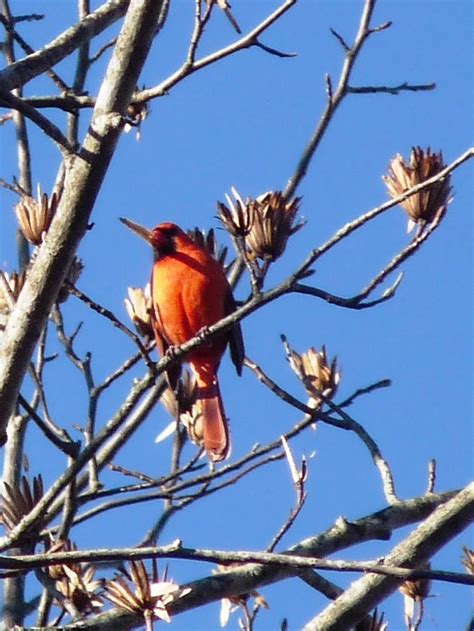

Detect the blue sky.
[{"left": 0, "top": 1, "right": 473, "bottom": 629}]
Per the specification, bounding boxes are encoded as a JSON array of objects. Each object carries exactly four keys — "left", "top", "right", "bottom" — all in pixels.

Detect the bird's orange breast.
[{"left": 151, "top": 241, "right": 229, "bottom": 369}]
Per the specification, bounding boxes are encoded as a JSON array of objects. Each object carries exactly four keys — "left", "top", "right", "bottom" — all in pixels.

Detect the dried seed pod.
[
  {"left": 214, "top": 563, "right": 268, "bottom": 627},
  {"left": 355, "top": 609, "right": 388, "bottom": 631},
  {"left": 399, "top": 562, "right": 431, "bottom": 628},
  {"left": 383, "top": 147, "right": 452, "bottom": 232},
  {"left": 462, "top": 546, "right": 474, "bottom": 574},
  {"left": 104, "top": 560, "right": 189, "bottom": 624},
  {"left": 245, "top": 191, "right": 304, "bottom": 261},
  {"left": 44, "top": 538, "right": 103, "bottom": 615},
  {"left": 0, "top": 271, "right": 26, "bottom": 322},
  {"left": 180, "top": 404, "right": 204, "bottom": 448},
  {"left": 217, "top": 186, "right": 255, "bottom": 238},
  {"left": 160, "top": 370, "right": 197, "bottom": 418},
  {"left": 288, "top": 344, "right": 341, "bottom": 407},
  {"left": 158, "top": 371, "right": 204, "bottom": 448},
  {"left": 0, "top": 475, "right": 44, "bottom": 549},
  {"left": 15, "top": 185, "right": 59, "bottom": 245},
  {"left": 125, "top": 284, "right": 154, "bottom": 339}
]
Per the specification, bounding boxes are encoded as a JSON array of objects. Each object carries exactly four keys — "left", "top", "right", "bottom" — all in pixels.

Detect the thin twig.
[
  {"left": 0, "top": 13, "right": 69, "bottom": 91},
  {"left": 426, "top": 459, "right": 436, "bottom": 495},
  {"left": 253, "top": 40, "right": 296, "bottom": 58},
  {"left": 353, "top": 207, "right": 446, "bottom": 303},
  {"left": 338, "top": 379, "right": 391, "bottom": 408},
  {"left": 67, "top": 283, "right": 155, "bottom": 373},
  {"left": 293, "top": 148, "right": 474, "bottom": 279},
  {"left": 268, "top": 438, "right": 307, "bottom": 552},
  {"left": 0, "top": 89, "right": 75, "bottom": 155},
  {"left": 135, "top": 0, "right": 298, "bottom": 104},
  {"left": 2, "top": 545, "right": 473, "bottom": 587},
  {"left": 284, "top": 0, "right": 379, "bottom": 199},
  {"left": 348, "top": 82, "right": 435, "bottom": 95},
  {"left": 187, "top": 0, "right": 213, "bottom": 65},
  {"left": 247, "top": 350, "right": 398, "bottom": 505},
  {"left": 96, "top": 349, "right": 149, "bottom": 393},
  {"left": 17, "top": 395, "right": 78, "bottom": 458}
]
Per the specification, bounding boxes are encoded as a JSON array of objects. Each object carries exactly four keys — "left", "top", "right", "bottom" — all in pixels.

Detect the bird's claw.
[
  {"left": 165, "top": 345, "right": 180, "bottom": 360},
  {"left": 196, "top": 326, "right": 211, "bottom": 343}
]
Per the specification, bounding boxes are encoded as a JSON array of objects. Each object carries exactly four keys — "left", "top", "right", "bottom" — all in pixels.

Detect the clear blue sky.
[{"left": 0, "top": 1, "right": 473, "bottom": 629}]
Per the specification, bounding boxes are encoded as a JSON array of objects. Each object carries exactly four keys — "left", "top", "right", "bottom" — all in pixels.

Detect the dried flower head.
[
  {"left": 383, "top": 147, "right": 452, "bottom": 232},
  {"left": 180, "top": 403, "right": 204, "bottom": 448},
  {"left": 160, "top": 370, "right": 197, "bottom": 418},
  {"left": 0, "top": 475, "right": 44, "bottom": 547},
  {"left": 0, "top": 270, "right": 26, "bottom": 319},
  {"left": 462, "top": 547, "right": 474, "bottom": 574},
  {"left": 45, "top": 538, "right": 103, "bottom": 616},
  {"left": 214, "top": 563, "right": 268, "bottom": 627},
  {"left": 245, "top": 191, "right": 304, "bottom": 261},
  {"left": 288, "top": 345, "right": 340, "bottom": 408},
  {"left": 104, "top": 560, "right": 189, "bottom": 626},
  {"left": 125, "top": 284, "right": 154, "bottom": 339},
  {"left": 217, "top": 186, "right": 255, "bottom": 238},
  {"left": 399, "top": 570, "right": 431, "bottom": 602},
  {"left": 15, "top": 185, "right": 59, "bottom": 246},
  {"left": 399, "top": 562, "right": 431, "bottom": 629},
  {"left": 356, "top": 609, "right": 388, "bottom": 631},
  {"left": 57, "top": 257, "right": 84, "bottom": 303},
  {"left": 188, "top": 227, "right": 228, "bottom": 267},
  {"left": 157, "top": 372, "right": 204, "bottom": 449}
]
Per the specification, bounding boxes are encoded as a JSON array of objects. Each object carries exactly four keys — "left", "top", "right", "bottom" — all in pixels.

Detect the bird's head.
[{"left": 120, "top": 218, "right": 186, "bottom": 256}]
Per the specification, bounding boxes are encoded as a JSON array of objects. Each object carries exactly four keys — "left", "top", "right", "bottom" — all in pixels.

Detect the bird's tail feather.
[{"left": 197, "top": 377, "right": 230, "bottom": 462}]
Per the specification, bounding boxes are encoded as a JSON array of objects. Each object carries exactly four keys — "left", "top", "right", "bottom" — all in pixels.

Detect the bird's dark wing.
[{"left": 224, "top": 287, "right": 244, "bottom": 376}]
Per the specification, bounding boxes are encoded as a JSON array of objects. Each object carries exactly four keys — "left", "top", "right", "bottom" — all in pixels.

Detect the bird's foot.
[
  {"left": 165, "top": 345, "right": 180, "bottom": 360},
  {"left": 195, "top": 325, "right": 211, "bottom": 343}
]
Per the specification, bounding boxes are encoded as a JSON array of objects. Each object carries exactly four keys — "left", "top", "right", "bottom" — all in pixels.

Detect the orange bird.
[{"left": 121, "top": 219, "right": 244, "bottom": 462}]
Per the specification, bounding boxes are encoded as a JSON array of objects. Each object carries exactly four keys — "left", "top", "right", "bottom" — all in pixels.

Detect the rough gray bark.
[
  {"left": 58, "top": 487, "right": 469, "bottom": 630},
  {"left": 0, "top": 0, "right": 128, "bottom": 92},
  {"left": 0, "top": 0, "right": 164, "bottom": 446},
  {"left": 303, "top": 483, "right": 474, "bottom": 630}
]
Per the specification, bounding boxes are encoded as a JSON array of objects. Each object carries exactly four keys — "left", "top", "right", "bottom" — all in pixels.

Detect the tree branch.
[
  {"left": 0, "top": 0, "right": 166, "bottom": 446},
  {"left": 304, "top": 483, "right": 474, "bottom": 629},
  {"left": 0, "top": 0, "right": 128, "bottom": 91},
  {"left": 45, "top": 488, "right": 466, "bottom": 629}
]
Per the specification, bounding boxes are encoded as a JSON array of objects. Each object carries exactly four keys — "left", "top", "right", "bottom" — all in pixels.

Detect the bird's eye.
[{"left": 163, "top": 226, "right": 177, "bottom": 237}]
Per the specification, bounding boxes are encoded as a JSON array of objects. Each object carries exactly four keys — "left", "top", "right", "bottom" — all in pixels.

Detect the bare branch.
[
  {"left": 304, "top": 483, "right": 474, "bottom": 629},
  {"left": 17, "top": 394, "right": 78, "bottom": 458},
  {"left": 67, "top": 283, "right": 155, "bottom": 373},
  {"left": 0, "top": 0, "right": 168, "bottom": 447},
  {"left": 135, "top": 0, "right": 298, "bottom": 104},
  {"left": 294, "top": 147, "right": 474, "bottom": 278},
  {"left": 426, "top": 459, "right": 437, "bottom": 495},
  {"left": 338, "top": 378, "right": 391, "bottom": 408},
  {"left": 348, "top": 81, "right": 435, "bottom": 95},
  {"left": 267, "top": 438, "right": 307, "bottom": 552},
  {"left": 12, "top": 489, "right": 452, "bottom": 629},
  {"left": 0, "top": 13, "right": 69, "bottom": 91},
  {"left": 284, "top": 0, "right": 378, "bottom": 199},
  {"left": 0, "top": 89, "right": 75, "bottom": 155},
  {"left": 253, "top": 40, "right": 296, "bottom": 58},
  {"left": 3, "top": 546, "right": 472, "bottom": 587},
  {"left": 246, "top": 350, "right": 398, "bottom": 504},
  {"left": 0, "top": 0, "right": 129, "bottom": 91}
]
